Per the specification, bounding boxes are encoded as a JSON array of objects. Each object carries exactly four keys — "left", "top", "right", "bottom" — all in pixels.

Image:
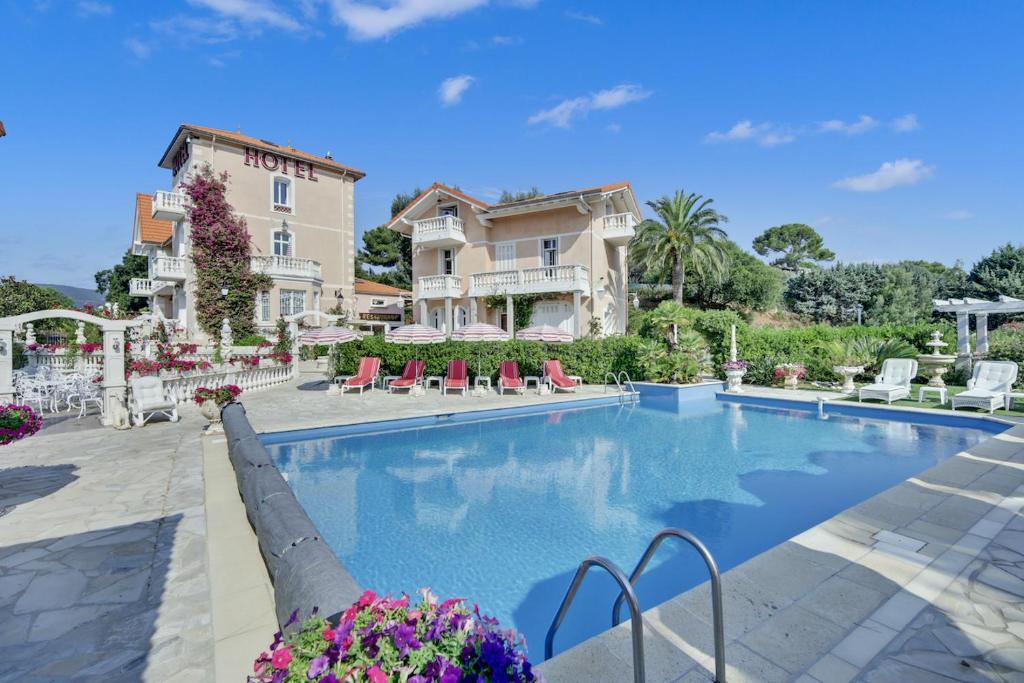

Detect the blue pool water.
[{"left": 263, "top": 394, "right": 1003, "bottom": 659}]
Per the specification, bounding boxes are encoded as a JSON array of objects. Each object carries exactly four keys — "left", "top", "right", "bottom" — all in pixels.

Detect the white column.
[
  {"left": 470, "top": 298, "right": 478, "bottom": 324},
  {"left": 100, "top": 329, "right": 126, "bottom": 427},
  {"left": 506, "top": 295, "right": 515, "bottom": 337},
  {"left": 444, "top": 297, "right": 453, "bottom": 335},
  {"left": 956, "top": 312, "right": 971, "bottom": 357},
  {"left": 573, "top": 291, "right": 582, "bottom": 339},
  {"left": 0, "top": 327, "right": 14, "bottom": 403},
  {"left": 417, "top": 299, "right": 427, "bottom": 325},
  {"left": 975, "top": 313, "right": 989, "bottom": 356}
]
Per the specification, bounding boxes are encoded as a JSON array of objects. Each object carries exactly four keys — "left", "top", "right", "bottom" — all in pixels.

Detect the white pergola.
[{"left": 933, "top": 295, "right": 1024, "bottom": 367}]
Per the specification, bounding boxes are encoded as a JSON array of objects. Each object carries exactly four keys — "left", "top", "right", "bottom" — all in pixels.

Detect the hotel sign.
[
  {"left": 244, "top": 147, "right": 319, "bottom": 182},
  {"left": 360, "top": 313, "right": 402, "bottom": 322}
]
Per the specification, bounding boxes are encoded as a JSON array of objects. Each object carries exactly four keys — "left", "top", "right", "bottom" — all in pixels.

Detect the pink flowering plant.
[
  {"left": 773, "top": 363, "right": 807, "bottom": 382},
  {"left": 721, "top": 360, "right": 748, "bottom": 371},
  {"left": 250, "top": 589, "right": 539, "bottom": 683},
  {"left": 194, "top": 385, "right": 242, "bottom": 406},
  {"left": 0, "top": 404, "right": 43, "bottom": 446}
]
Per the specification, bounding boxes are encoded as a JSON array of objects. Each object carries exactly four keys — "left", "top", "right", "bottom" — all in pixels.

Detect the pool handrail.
[
  {"left": 612, "top": 528, "right": 726, "bottom": 683},
  {"left": 545, "top": 555, "right": 645, "bottom": 683},
  {"left": 617, "top": 371, "right": 638, "bottom": 400}
]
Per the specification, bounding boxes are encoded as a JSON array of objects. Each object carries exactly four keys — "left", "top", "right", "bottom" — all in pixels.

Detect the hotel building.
[
  {"left": 387, "top": 182, "right": 639, "bottom": 337},
  {"left": 129, "top": 124, "right": 364, "bottom": 338}
]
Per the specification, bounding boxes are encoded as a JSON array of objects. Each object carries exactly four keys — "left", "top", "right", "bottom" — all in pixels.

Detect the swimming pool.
[{"left": 262, "top": 392, "right": 1004, "bottom": 659}]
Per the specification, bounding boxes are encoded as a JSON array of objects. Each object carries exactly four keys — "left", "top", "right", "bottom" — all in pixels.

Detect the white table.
[
  {"left": 425, "top": 376, "right": 442, "bottom": 390},
  {"left": 918, "top": 386, "right": 948, "bottom": 405},
  {"left": 569, "top": 375, "right": 583, "bottom": 385},
  {"left": 382, "top": 375, "right": 400, "bottom": 390},
  {"left": 524, "top": 375, "right": 541, "bottom": 392},
  {"left": 474, "top": 376, "right": 492, "bottom": 389},
  {"left": 1006, "top": 392, "right": 1024, "bottom": 411}
]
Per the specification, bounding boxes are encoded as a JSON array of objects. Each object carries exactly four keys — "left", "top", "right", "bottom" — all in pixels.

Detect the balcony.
[
  {"left": 603, "top": 213, "right": 636, "bottom": 246},
  {"left": 150, "top": 255, "right": 187, "bottom": 281},
  {"left": 468, "top": 265, "right": 589, "bottom": 297},
  {"left": 129, "top": 278, "right": 156, "bottom": 297},
  {"left": 251, "top": 255, "right": 322, "bottom": 282},
  {"left": 418, "top": 275, "right": 463, "bottom": 299},
  {"left": 411, "top": 215, "right": 466, "bottom": 249},
  {"left": 152, "top": 191, "right": 188, "bottom": 221}
]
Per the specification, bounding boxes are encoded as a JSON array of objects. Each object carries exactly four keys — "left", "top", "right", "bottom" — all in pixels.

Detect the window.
[
  {"left": 541, "top": 238, "right": 559, "bottom": 267},
  {"left": 439, "top": 204, "right": 458, "bottom": 217},
  {"left": 279, "top": 289, "right": 305, "bottom": 317},
  {"left": 371, "top": 298, "right": 386, "bottom": 307},
  {"left": 273, "top": 230, "right": 292, "bottom": 256},
  {"left": 257, "top": 291, "right": 270, "bottom": 322},
  {"left": 273, "top": 177, "right": 293, "bottom": 214},
  {"left": 440, "top": 248, "right": 455, "bottom": 275},
  {"left": 496, "top": 241, "right": 516, "bottom": 271},
  {"left": 456, "top": 306, "right": 468, "bottom": 328}
]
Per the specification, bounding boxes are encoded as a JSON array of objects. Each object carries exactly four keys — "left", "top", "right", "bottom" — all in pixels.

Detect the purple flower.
[
  {"left": 392, "top": 622, "right": 422, "bottom": 657},
  {"left": 439, "top": 663, "right": 462, "bottom": 683},
  {"left": 307, "top": 654, "right": 329, "bottom": 679}
]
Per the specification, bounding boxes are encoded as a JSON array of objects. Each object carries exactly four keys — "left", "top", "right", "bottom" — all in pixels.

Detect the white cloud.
[
  {"left": 819, "top": 115, "right": 878, "bottom": 135},
  {"left": 565, "top": 10, "right": 602, "bottom": 24},
  {"left": 832, "top": 158, "right": 934, "bottom": 192},
  {"left": 892, "top": 113, "right": 919, "bottom": 132},
  {"left": 328, "top": 0, "right": 488, "bottom": 39},
  {"left": 77, "top": 1, "right": 112, "bottom": 16},
  {"left": 151, "top": 16, "right": 240, "bottom": 45},
  {"left": 529, "top": 84, "right": 650, "bottom": 128},
  {"left": 124, "top": 37, "right": 152, "bottom": 58},
  {"left": 439, "top": 74, "right": 475, "bottom": 106},
  {"left": 491, "top": 34, "right": 522, "bottom": 45},
  {"left": 606, "top": 123, "right": 622, "bottom": 134},
  {"left": 942, "top": 209, "right": 973, "bottom": 221},
  {"left": 187, "top": 0, "right": 302, "bottom": 30},
  {"left": 705, "top": 120, "right": 795, "bottom": 147}
]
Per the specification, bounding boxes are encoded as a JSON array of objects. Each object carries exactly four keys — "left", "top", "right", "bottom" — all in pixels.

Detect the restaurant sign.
[
  {"left": 360, "top": 312, "right": 402, "bottom": 322},
  {"left": 244, "top": 147, "right": 319, "bottom": 182}
]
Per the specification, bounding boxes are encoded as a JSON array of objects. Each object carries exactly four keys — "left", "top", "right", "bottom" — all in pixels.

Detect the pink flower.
[
  {"left": 323, "top": 627, "right": 336, "bottom": 642},
  {"left": 270, "top": 646, "right": 292, "bottom": 669},
  {"left": 357, "top": 590, "right": 378, "bottom": 607},
  {"left": 366, "top": 665, "right": 387, "bottom": 683}
]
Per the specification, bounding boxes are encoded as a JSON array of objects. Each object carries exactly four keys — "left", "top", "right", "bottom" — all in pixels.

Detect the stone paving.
[{"left": 0, "top": 410, "right": 213, "bottom": 683}]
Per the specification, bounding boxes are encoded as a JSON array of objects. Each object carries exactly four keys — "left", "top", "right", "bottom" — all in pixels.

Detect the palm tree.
[{"left": 631, "top": 190, "right": 729, "bottom": 304}]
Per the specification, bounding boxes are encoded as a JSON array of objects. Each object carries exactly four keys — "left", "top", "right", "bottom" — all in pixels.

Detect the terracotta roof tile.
[
  {"left": 160, "top": 124, "right": 366, "bottom": 179},
  {"left": 136, "top": 193, "right": 173, "bottom": 244},
  {"left": 354, "top": 278, "right": 412, "bottom": 296}
]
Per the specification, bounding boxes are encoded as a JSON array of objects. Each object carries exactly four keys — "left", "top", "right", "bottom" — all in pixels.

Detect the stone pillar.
[
  {"left": 0, "top": 327, "right": 14, "bottom": 403},
  {"left": 506, "top": 295, "right": 515, "bottom": 337},
  {"left": 975, "top": 313, "right": 989, "bottom": 356},
  {"left": 955, "top": 311, "right": 972, "bottom": 374},
  {"left": 418, "top": 299, "right": 428, "bottom": 325},
  {"left": 288, "top": 320, "right": 300, "bottom": 379},
  {"left": 101, "top": 329, "right": 126, "bottom": 427},
  {"left": 573, "top": 291, "right": 582, "bottom": 339},
  {"left": 444, "top": 297, "right": 453, "bottom": 336},
  {"left": 470, "top": 298, "right": 478, "bottom": 324}
]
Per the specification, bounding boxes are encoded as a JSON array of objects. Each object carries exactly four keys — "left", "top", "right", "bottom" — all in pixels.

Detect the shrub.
[
  {"left": 249, "top": 589, "right": 537, "bottom": 683},
  {"left": 989, "top": 327, "right": 1024, "bottom": 388},
  {"left": 235, "top": 334, "right": 270, "bottom": 347},
  {"left": 0, "top": 404, "right": 43, "bottom": 446}
]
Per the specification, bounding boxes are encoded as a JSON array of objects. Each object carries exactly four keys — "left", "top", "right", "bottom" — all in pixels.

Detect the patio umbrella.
[
  {"left": 451, "top": 323, "right": 510, "bottom": 376},
  {"left": 515, "top": 324, "right": 573, "bottom": 343},
  {"left": 385, "top": 324, "right": 445, "bottom": 391},
  {"left": 298, "top": 326, "right": 363, "bottom": 345}
]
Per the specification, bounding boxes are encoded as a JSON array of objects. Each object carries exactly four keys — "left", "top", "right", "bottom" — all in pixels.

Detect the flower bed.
[
  {"left": 250, "top": 589, "right": 537, "bottom": 683},
  {"left": 194, "top": 385, "right": 242, "bottom": 405},
  {"left": 0, "top": 404, "right": 43, "bottom": 446}
]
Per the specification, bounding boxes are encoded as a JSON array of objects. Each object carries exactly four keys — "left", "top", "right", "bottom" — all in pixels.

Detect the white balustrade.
[
  {"left": 152, "top": 190, "right": 188, "bottom": 220},
  {"left": 150, "top": 255, "right": 187, "bottom": 281},
  {"left": 418, "top": 274, "right": 463, "bottom": 299},
  {"left": 251, "top": 255, "right": 322, "bottom": 281},
  {"left": 25, "top": 350, "right": 104, "bottom": 373},
  {"left": 468, "top": 265, "right": 588, "bottom": 295},
  {"left": 603, "top": 213, "right": 636, "bottom": 246},
  {"left": 411, "top": 215, "right": 467, "bottom": 247},
  {"left": 144, "top": 361, "right": 293, "bottom": 405},
  {"left": 129, "top": 278, "right": 157, "bottom": 297}
]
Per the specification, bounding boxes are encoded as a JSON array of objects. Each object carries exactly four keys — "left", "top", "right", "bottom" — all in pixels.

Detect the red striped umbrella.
[
  {"left": 450, "top": 323, "right": 510, "bottom": 342},
  {"left": 385, "top": 324, "right": 446, "bottom": 345},
  {"left": 515, "top": 324, "right": 573, "bottom": 343},
  {"left": 298, "top": 327, "right": 363, "bottom": 345}
]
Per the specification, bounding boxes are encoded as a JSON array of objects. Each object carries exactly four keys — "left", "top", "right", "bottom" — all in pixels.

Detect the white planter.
[
  {"left": 724, "top": 369, "right": 746, "bottom": 393},
  {"left": 200, "top": 400, "right": 223, "bottom": 431},
  {"left": 833, "top": 365, "right": 865, "bottom": 395},
  {"left": 783, "top": 375, "right": 800, "bottom": 390}
]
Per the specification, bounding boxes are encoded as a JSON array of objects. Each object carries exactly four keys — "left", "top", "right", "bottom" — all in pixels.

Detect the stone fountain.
[{"left": 917, "top": 330, "right": 956, "bottom": 387}]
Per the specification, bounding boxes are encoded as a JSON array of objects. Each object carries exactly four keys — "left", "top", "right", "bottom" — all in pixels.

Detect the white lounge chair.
[
  {"left": 129, "top": 376, "right": 179, "bottom": 426},
  {"left": 952, "top": 361, "right": 1019, "bottom": 414},
  {"left": 858, "top": 358, "right": 918, "bottom": 404}
]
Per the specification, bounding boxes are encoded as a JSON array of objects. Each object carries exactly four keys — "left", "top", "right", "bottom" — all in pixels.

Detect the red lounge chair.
[
  {"left": 543, "top": 359, "right": 578, "bottom": 393},
  {"left": 340, "top": 357, "right": 380, "bottom": 394},
  {"left": 498, "top": 361, "right": 525, "bottom": 395},
  {"left": 443, "top": 359, "right": 469, "bottom": 396},
  {"left": 388, "top": 360, "right": 425, "bottom": 393}
]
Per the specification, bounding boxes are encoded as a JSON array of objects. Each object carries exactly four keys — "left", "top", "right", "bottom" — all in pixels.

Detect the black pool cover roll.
[
  {"left": 240, "top": 466, "right": 293, "bottom": 527},
  {"left": 273, "top": 539, "right": 361, "bottom": 628},
  {"left": 256, "top": 492, "right": 321, "bottom": 576}
]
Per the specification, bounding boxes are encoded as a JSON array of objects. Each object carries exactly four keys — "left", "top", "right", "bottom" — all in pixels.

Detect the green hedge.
[
  {"left": 331, "top": 335, "right": 650, "bottom": 383},
  {"left": 989, "top": 328, "right": 1024, "bottom": 388}
]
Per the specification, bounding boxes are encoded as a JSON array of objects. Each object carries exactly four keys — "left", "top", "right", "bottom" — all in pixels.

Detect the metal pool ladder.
[
  {"left": 604, "top": 371, "right": 639, "bottom": 403},
  {"left": 545, "top": 528, "right": 726, "bottom": 683}
]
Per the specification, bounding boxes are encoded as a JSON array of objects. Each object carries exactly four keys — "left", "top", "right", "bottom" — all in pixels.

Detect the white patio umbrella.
[
  {"left": 451, "top": 323, "right": 510, "bottom": 376},
  {"left": 385, "top": 324, "right": 445, "bottom": 392},
  {"left": 515, "top": 324, "right": 573, "bottom": 343},
  {"left": 298, "top": 326, "right": 363, "bottom": 345}
]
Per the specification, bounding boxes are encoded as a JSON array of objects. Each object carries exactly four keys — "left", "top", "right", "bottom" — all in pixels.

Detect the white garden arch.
[
  {"left": 282, "top": 310, "right": 349, "bottom": 379},
  {"left": 0, "top": 309, "right": 143, "bottom": 426},
  {"left": 934, "top": 295, "right": 1024, "bottom": 370}
]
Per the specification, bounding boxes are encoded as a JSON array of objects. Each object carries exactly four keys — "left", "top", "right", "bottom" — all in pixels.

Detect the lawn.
[{"left": 833, "top": 383, "right": 1024, "bottom": 419}]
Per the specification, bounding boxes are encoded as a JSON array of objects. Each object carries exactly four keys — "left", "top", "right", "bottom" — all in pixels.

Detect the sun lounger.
[
  {"left": 952, "top": 360, "right": 1018, "bottom": 413},
  {"left": 339, "top": 357, "right": 380, "bottom": 394},
  {"left": 443, "top": 359, "right": 468, "bottom": 396},
  {"left": 858, "top": 358, "right": 917, "bottom": 404},
  {"left": 388, "top": 360, "right": 425, "bottom": 393},
  {"left": 498, "top": 361, "right": 525, "bottom": 395},
  {"left": 543, "top": 359, "right": 578, "bottom": 393}
]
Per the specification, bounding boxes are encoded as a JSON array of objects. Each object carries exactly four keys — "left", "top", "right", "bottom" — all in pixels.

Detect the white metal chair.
[
  {"left": 66, "top": 376, "right": 105, "bottom": 419},
  {"left": 858, "top": 358, "right": 918, "bottom": 404},
  {"left": 129, "top": 376, "right": 179, "bottom": 426},
  {"left": 952, "top": 361, "right": 1019, "bottom": 413},
  {"left": 16, "top": 378, "right": 49, "bottom": 415}
]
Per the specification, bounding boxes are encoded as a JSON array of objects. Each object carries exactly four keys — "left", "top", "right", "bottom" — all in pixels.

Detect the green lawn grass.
[{"left": 831, "top": 383, "right": 1024, "bottom": 418}]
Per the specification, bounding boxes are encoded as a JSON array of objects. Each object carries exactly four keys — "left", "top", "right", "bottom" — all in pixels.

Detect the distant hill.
[{"left": 36, "top": 284, "right": 105, "bottom": 308}]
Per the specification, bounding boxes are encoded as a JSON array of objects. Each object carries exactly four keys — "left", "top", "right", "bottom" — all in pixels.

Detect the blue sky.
[{"left": 2, "top": 0, "right": 1021, "bottom": 288}]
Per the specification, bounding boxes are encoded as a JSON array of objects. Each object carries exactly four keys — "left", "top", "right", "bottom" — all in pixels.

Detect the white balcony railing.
[
  {"left": 251, "top": 255, "right": 322, "bottom": 281},
  {"left": 411, "top": 215, "right": 466, "bottom": 248},
  {"left": 467, "top": 265, "right": 589, "bottom": 297},
  {"left": 129, "top": 278, "right": 157, "bottom": 297},
  {"left": 152, "top": 190, "right": 188, "bottom": 221},
  {"left": 418, "top": 274, "right": 463, "bottom": 299},
  {"left": 150, "top": 255, "right": 187, "bottom": 281},
  {"left": 603, "top": 213, "right": 636, "bottom": 246}
]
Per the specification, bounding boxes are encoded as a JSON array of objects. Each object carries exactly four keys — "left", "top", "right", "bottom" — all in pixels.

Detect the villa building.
[
  {"left": 129, "top": 124, "right": 364, "bottom": 338},
  {"left": 352, "top": 278, "right": 411, "bottom": 334},
  {"left": 386, "top": 182, "right": 639, "bottom": 337}
]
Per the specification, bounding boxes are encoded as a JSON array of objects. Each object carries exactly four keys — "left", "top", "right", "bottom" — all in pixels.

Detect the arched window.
[
  {"left": 273, "top": 230, "right": 292, "bottom": 256},
  {"left": 603, "top": 303, "right": 617, "bottom": 336},
  {"left": 455, "top": 305, "right": 468, "bottom": 329},
  {"left": 428, "top": 307, "right": 444, "bottom": 331}
]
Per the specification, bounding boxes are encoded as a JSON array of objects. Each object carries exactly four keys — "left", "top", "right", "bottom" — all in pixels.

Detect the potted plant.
[
  {"left": 774, "top": 363, "right": 807, "bottom": 390},
  {"left": 722, "top": 359, "right": 748, "bottom": 393},
  {"left": 194, "top": 385, "right": 242, "bottom": 429},
  {"left": 249, "top": 588, "right": 537, "bottom": 683},
  {"left": 0, "top": 404, "right": 43, "bottom": 446}
]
